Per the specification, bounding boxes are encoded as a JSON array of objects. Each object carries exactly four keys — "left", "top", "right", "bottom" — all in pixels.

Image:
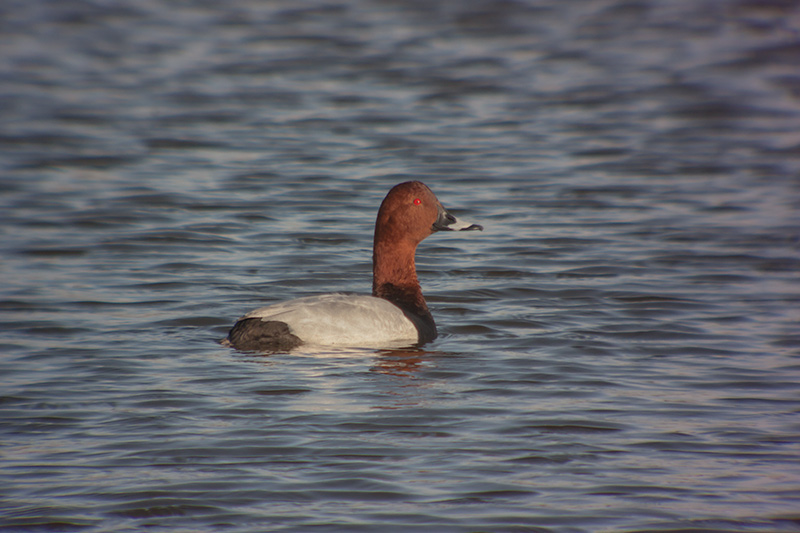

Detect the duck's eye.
[{"left": 413, "top": 198, "right": 422, "bottom": 205}]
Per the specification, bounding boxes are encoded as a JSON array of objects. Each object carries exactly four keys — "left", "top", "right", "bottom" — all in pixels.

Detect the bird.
[{"left": 225, "top": 181, "right": 482, "bottom": 352}]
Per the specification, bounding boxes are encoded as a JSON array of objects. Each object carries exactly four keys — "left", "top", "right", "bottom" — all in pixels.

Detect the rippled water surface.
[{"left": 2, "top": 0, "right": 800, "bottom": 531}]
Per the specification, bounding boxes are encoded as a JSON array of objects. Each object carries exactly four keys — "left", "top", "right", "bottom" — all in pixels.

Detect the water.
[{"left": 2, "top": 0, "right": 799, "bottom": 531}]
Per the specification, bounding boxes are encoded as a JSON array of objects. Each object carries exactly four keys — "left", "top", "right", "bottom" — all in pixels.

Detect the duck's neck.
[
  {"left": 372, "top": 239, "right": 429, "bottom": 316},
  {"left": 373, "top": 239, "right": 436, "bottom": 342}
]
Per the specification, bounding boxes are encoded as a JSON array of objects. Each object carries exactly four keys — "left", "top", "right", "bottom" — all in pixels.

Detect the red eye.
[{"left": 413, "top": 198, "right": 422, "bottom": 205}]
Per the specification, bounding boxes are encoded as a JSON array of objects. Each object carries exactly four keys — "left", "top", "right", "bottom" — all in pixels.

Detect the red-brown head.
[
  {"left": 374, "top": 181, "right": 439, "bottom": 248},
  {"left": 374, "top": 181, "right": 483, "bottom": 249}
]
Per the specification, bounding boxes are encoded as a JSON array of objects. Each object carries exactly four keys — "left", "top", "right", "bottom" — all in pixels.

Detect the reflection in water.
[
  {"left": 371, "top": 348, "right": 431, "bottom": 377},
  {"left": 227, "top": 345, "right": 445, "bottom": 411}
]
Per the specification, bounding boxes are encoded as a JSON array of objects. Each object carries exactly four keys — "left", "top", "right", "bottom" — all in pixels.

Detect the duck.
[{"left": 225, "top": 181, "right": 482, "bottom": 352}]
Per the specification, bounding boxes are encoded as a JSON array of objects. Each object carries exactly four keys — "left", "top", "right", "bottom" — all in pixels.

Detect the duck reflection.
[{"left": 370, "top": 348, "right": 432, "bottom": 376}]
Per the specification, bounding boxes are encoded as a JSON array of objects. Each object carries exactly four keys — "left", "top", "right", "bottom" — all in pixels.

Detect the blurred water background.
[{"left": 1, "top": 0, "right": 799, "bottom": 531}]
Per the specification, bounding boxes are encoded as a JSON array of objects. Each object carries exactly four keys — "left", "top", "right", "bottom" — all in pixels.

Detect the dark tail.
[{"left": 226, "top": 318, "right": 303, "bottom": 352}]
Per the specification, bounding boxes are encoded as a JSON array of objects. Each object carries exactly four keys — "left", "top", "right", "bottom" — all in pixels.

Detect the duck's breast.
[{"left": 243, "top": 293, "right": 419, "bottom": 348}]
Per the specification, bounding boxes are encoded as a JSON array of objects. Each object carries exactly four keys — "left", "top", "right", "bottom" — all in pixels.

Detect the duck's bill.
[
  {"left": 452, "top": 220, "right": 483, "bottom": 231},
  {"left": 443, "top": 217, "right": 483, "bottom": 231},
  {"left": 433, "top": 204, "right": 484, "bottom": 232}
]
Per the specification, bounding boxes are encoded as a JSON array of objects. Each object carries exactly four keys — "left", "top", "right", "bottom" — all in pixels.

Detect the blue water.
[{"left": 2, "top": 0, "right": 799, "bottom": 531}]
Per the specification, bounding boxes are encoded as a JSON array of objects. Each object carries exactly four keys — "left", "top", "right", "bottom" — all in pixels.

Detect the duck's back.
[{"left": 227, "top": 293, "right": 420, "bottom": 351}]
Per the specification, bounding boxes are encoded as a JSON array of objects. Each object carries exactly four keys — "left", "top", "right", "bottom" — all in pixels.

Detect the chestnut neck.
[
  {"left": 372, "top": 238, "right": 427, "bottom": 312},
  {"left": 372, "top": 237, "right": 437, "bottom": 343}
]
